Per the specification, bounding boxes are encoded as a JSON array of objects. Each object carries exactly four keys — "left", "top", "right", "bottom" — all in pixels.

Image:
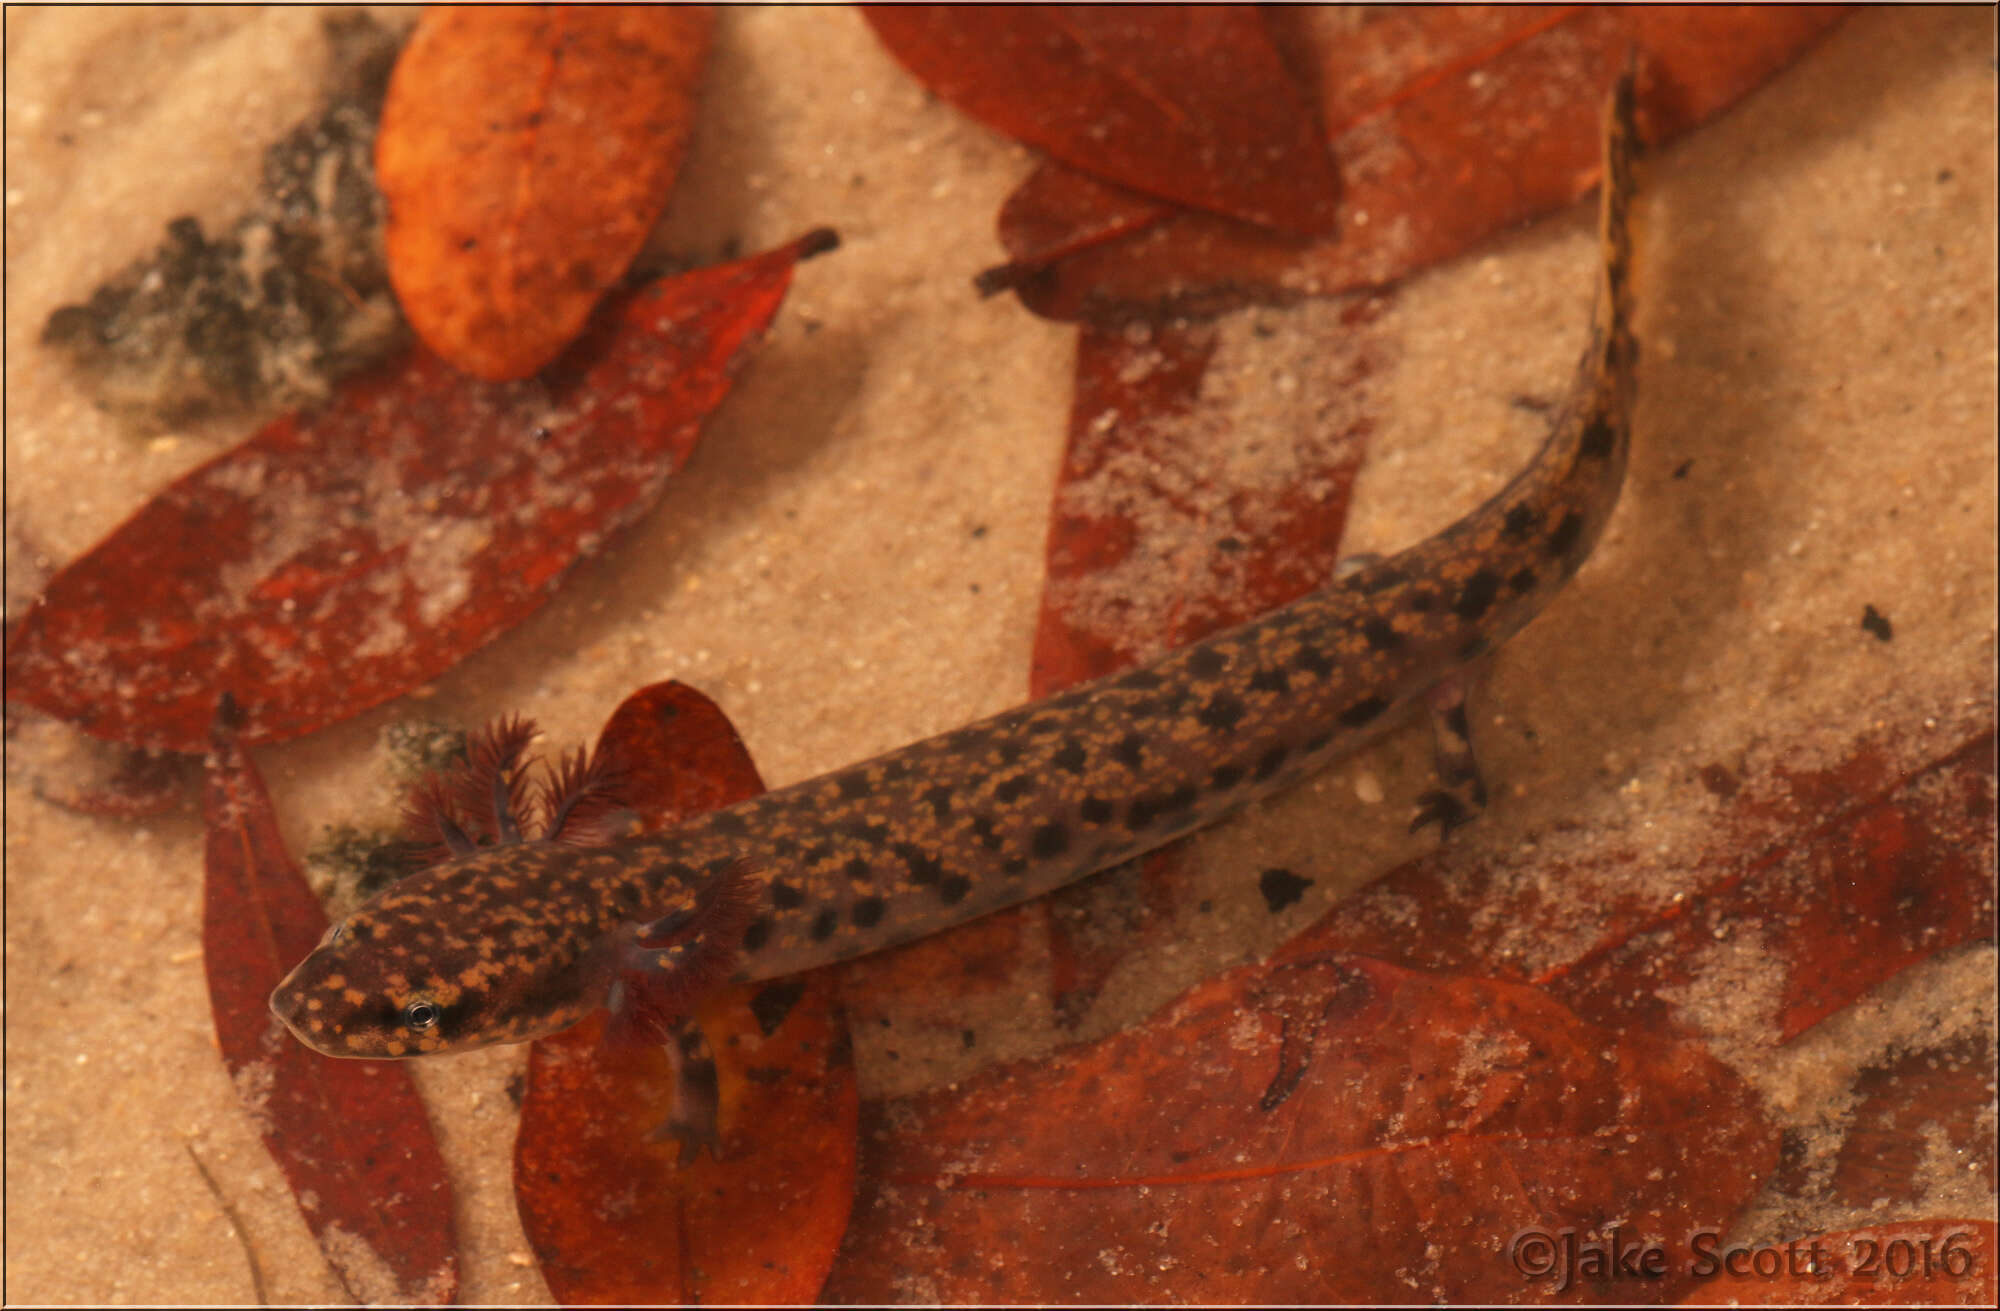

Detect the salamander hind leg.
[
  {"left": 595, "top": 862, "right": 760, "bottom": 1160},
  {"left": 1409, "top": 674, "right": 1488, "bottom": 837},
  {"left": 647, "top": 1019, "right": 723, "bottom": 1165}
]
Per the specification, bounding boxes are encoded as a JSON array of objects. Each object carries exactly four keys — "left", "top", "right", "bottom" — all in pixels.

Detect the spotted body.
[{"left": 273, "top": 79, "right": 1643, "bottom": 1062}]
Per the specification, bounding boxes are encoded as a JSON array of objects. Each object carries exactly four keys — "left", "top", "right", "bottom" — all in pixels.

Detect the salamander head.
[{"left": 269, "top": 846, "right": 635, "bottom": 1057}]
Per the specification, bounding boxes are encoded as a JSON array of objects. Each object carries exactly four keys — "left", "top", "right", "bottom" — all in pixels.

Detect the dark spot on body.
[
  {"left": 851, "top": 897, "right": 886, "bottom": 929},
  {"left": 1861, "top": 605, "right": 1894, "bottom": 642},
  {"left": 843, "top": 856, "right": 873, "bottom": 883},
  {"left": 1406, "top": 589, "right": 1438, "bottom": 613},
  {"left": 995, "top": 774, "right": 1033, "bottom": 803},
  {"left": 894, "top": 843, "right": 945, "bottom": 885},
  {"left": 1198, "top": 694, "right": 1246, "bottom": 732},
  {"left": 1001, "top": 857, "right": 1026, "bottom": 875},
  {"left": 770, "top": 881, "right": 805, "bottom": 910},
  {"left": 837, "top": 773, "right": 870, "bottom": 799},
  {"left": 749, "top": 980, "right": 805, "bottom": 1035},
  {"left": 1188, "top": 648, "right": 1227, "bottom": 678},
  {"left": 1210, "top": 764, "right": 1245, "bottom": 791},
  {"left": 1547, "top": 510, "right": 1584, "bottom": 558},
  {"left": 1080, "top": 796, "right": 1114, "bottom": 824},
  {"left": 1250, "top": 667, "right": 1289, "bottom": 694},
  {"left": 1113, "top": 733, "right": 1147, "bottom": 768},
  {"left": 939, "top": 875, "right": 972, "bottom": 903},
  {"left": 1339, "top": 696, "right": 1388, "bottom": 728},
  {"left": 742, "top": 917, "right": 772, "bottom": 953},
  {"left": 1362, "top": 617, "right": 1403, "bottom": 652},
  {"left": 1258, "top": 868, "right": 1313, "bottom": 913},
  {"left": 1673, "top": 459, "right": 1693, "bottom": 479},
  {"left": 709, "top": 811, "right": 748, "bottom": 835},
  {"left": 842, "top": 819, "right": 890, "bottom": 844},
  {"left": 1443, "top": 701, "right": 1470, "bottom": 739},
  {"left": 972, "top": 815, "right": 1003, "bottom": 850},
  {"left": 805, "top": 843, "right": 834, "bottom": 866},
  {"left": 1254, "top": 745, "right": 1289, "bottom": 781},
  {"left": 1502, "top": 505, "right": 1538, "bottom": 541},
  {"left": 1118, "top": 669, "right": 1165, "bottom": 691},
  {"left": 996, "top": 740, "right": 1024, "bottom": 764},
  {"left": 1509, "top": 567, "right": 1538, "bottom": 594},
  {"left": 810, "top": 909, "right": 839, "bottom": 942},
  {"left": 1031, "top": 824, "right": 1069, "bottom": 859},
  {"left": 1294, "top": 647, "right": 1333, "bottom": 677},
  {"left": 1458, "top": 636, "right": 1490, "bottom": 662},
  {"left": 1303, "top": 729, "right": 1333, "bottom": 753},
  {"left": 922, "top": 785, "right": 954, "bottom": 819},
  {"left": 1052, "top": 740, "right": 1088, "bottom": 775},
  {"left": 1453, "top": 570, "right": 1501, "bottom": 622}
]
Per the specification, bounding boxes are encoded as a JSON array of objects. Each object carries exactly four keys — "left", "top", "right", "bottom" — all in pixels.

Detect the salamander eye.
[{"left": 403, "top": 1000, "right": 441, "bottom": 1032}]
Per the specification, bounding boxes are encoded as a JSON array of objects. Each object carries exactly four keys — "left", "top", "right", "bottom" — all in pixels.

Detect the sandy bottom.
[{"left": 5, "top": 6, "right": 1994, "bottom": 1304}]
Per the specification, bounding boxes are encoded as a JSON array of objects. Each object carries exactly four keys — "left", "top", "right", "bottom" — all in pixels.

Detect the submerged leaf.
[
  {"left": 7, "top": 231, "right": 834, "bottom": 753},
  {"left": 379, "top": 5, "right": 716, "bottom": 379},
  {"left": 203, "top": 707, "right": 457, "bottom": 1304}
]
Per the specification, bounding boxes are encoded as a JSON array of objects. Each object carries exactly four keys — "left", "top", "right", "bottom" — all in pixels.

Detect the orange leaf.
[
  {"left": 378, "top": 5, "right": 715, "bottom": 379},
  {"left": 513, "top": 682, "right": 858, "bottom": 1304}
]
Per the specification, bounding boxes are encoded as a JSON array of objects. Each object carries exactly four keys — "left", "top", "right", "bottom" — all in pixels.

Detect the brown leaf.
[
  {"left": 862, "top": 5, "right": 1336, "bottom": 237},
  {"left": 5, "top": 231, "right": 833, "bottom": 754},
  {"left": 202, "top": 707, "right": 457, "bottom": 1304},
  {"left": 826, "top": 953, "right": 1774, "bottom": 1303},
  {"left": 379, "top": 5, "right": 716, "bottom": 378}
]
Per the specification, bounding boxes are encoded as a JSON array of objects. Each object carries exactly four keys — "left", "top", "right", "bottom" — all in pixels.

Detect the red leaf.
[
  {"left": 379, "top": 5, "right": 716, "bottom": 380},
  {"left": 6, "top": 231, "right": 833, "bottom": 754},
  {"left": 826, "top": 954, "right": 1774, "bottom": 1303},
  {"left": 862, "top": 5, "right": 1336, "bottom": 237},
  {"left": 1032, "top": 309, "right": 1377, "bottom": 689},
  {"left": 987, "top": 6, "right": 1848, "bottom": 321},
  {"left": 593, "top": 679, "right": 767, "bottom": 830},
  {"left": 1829, "top": 1033, "right": 1994, "bottom": 1211},
  {"left": 514, "top": 681, "right": 858, "bottom": 1305},
  {"left": 1284, "top": 728, "right": 1996, "bottom": 1044},
  {"left": 202, "top": 708, "right": 457, "bottom": 1304}
]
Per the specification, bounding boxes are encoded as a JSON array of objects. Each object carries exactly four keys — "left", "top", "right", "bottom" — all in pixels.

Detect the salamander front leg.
[{"left": 1410, "top": 674, "right": 1488, "bottom": 837}]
